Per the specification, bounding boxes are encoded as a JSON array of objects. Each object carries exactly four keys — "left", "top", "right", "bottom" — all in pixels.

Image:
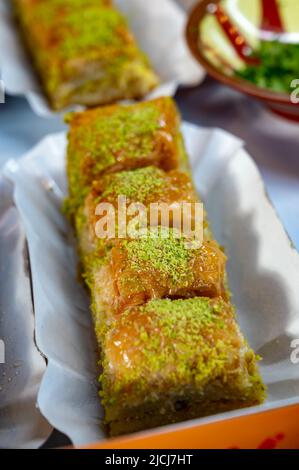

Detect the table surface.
[{"left": 0, "top": 77, "right": 298, "bottom": 448}]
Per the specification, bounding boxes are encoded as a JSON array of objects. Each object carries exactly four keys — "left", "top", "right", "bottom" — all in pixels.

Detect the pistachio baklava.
[
  {"left": 100, "top": 298, "right": 266, "bottom": 436},
  {"left": 65, "top": 97, "right": 189, "bottom": 220},
  {"left": 64, "top": 97, "right": 266, "bottom": 436}
]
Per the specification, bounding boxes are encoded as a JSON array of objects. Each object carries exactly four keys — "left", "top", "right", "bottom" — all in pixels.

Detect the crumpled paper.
[
  {"left": 3, "top": 122, "right": 299, "bottom": 447},
  {"left": 0, "top": 0, "right": 204, "bottom": 117},
  {"left": 0, "top": 176, "right": 52, "bottom": 449}
]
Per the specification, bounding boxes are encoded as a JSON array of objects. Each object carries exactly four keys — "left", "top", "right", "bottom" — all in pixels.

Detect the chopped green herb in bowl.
[{"left": 236, "top": 41, "right": 299, "bottom": 94}]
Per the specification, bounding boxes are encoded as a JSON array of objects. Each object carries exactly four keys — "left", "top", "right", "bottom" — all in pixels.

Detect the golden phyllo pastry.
[
  {"left": 64, "top": 97, "right": 266, "bottom": 437},
  {"left": 100, "top": 298, "right": 266, "bottom": 436},
  {"left": 65, "top": 98, "right": 189, "bottom": 219},
  {"left": 90, "top": 228, "right": 227, "bottom": 322},
  {"left": 13, "top": 0, "right": 159, "bottom": 110},
  {"left": 75, "top": 166, "right": 201, "bottom": 263}
]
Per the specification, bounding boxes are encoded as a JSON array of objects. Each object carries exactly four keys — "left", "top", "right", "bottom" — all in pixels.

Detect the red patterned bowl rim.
[{"left": 186, "top": 0, "right": 299, "bottom": 107}]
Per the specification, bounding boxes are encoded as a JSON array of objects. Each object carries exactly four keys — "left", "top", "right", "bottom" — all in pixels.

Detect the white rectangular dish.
[{"left": 2, "top": 123, "right": 299, "bottom": 447}]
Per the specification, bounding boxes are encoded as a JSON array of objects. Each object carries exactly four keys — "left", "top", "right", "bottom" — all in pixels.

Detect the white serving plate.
[{"left": 2, "top": 123, "right": 299, "bottom": 447}]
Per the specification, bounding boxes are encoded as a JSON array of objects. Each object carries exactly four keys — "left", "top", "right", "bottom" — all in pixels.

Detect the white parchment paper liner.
[
  {"left": 0, "top": 176, "right": 52, "bottom": 449},
  {"left": 0, "top": 0, "right": 204, "bottom": 117},
  {"left": 3, "top": 123, "right": 299, "bottom": 446}
]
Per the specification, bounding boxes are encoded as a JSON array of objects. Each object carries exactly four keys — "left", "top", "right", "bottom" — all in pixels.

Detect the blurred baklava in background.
[{"left": 13, "top": 0, "right": 159, "bottom": 110}]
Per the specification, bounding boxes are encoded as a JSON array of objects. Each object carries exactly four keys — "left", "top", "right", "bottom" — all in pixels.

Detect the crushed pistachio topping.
[
  {"left": 89, "top": 104, "right": 161, "bottom": 167},
  {"left": 143, "top": 297, "right": 224, "bottom": 322},
  {"left": 23, "top": 1, "right": 132, "bottom": 60},
  {"left": 123, "top": 228, "right": 193, "bottom": 285},
  {"left": 101, "top": 167, "right": 165, "bottom": 202},
  {"left": 100, "top": 297, "right": 265, "bottom": 408},
  {"left": 66, "top": 102, "right": 164, "bottom": 214},
  {"left": 61, "top": 7, "right": 130, "bottom": 59}
]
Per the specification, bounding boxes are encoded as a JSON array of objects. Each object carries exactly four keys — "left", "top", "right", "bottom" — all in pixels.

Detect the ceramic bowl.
[{"left": 186, "top": 0, "right": 299, "bottom": 121}]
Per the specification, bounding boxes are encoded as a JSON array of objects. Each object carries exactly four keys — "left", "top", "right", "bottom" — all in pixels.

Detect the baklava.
[
  {"left": 90, "top": 228, "right": 227, "bottom": 324},
  {"left": 64, "top": 97, "right": 266, "bottom": 436},
  {"left": 75, "top": 166, "right": 202, "bottom": 264},
  {"left": 65, "top": 97, "right": 189, "bottom": 219},
  {"left": 100, "top": 297, "right": 266, "bottom": 436},
  {"left": 13, "top": 0, "right": 159, "bottom": 110}
]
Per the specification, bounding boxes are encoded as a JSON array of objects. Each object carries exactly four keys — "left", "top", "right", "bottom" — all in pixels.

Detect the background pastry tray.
[{"left": 0, "top": 0, "right": 204, "bottom": 117}]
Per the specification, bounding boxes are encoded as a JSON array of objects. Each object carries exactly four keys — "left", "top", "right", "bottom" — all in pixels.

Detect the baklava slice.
[
  {"left": 13, "top": 0, "right": 159, "bottom": 110},
  {"left": 100, "top": 297, "right": 266, "bottom": 436},
  {"left": 89, "top": 228, "right": 227, "bottom": 325},
  {"left": 75, "top": 166, "right": 202, "bottom": 266},
  {"left": 65, "top": 98, "right": 189, "bottom": 219}
]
